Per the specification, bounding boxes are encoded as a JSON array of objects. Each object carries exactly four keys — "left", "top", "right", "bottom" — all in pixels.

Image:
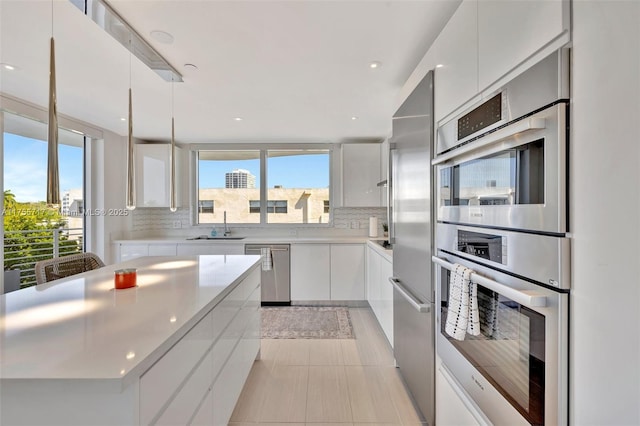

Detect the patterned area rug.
[{"left": 261, "top": 306, "right": 355, "bottom": 339}]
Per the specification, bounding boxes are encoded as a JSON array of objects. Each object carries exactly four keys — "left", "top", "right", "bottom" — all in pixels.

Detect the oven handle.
[
  {"left": 432, "top": 256, "right": 547, "bottom": 308},
  {"left": 432, "top": 117, "right": 546, "bottom": 165},
  {"left": 389, "top": 277, "right": 430, "bottom": 313}
]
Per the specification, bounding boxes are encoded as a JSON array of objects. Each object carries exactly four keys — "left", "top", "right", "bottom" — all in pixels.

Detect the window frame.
[{"left": 189, "top": 143, "right": 335, "bottom": 227}]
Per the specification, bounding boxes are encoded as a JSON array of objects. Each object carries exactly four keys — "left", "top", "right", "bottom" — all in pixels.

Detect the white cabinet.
[
  {"left": 379, "top": 256, "right": 393, "bottom": 346},
  {"left": 432, "top": 0, "right": 479, "bottom": 123},
  {"left": 366, "top": 245, "right": 393, "bottom": 347},
  {"left": 119, "top": 243, "right": 149, "bottom": 261},
  {"left": 477, "top": 0, "right": 569, "bottom": 90},
  {"left": 342, "top": 143, "right": 383, "bottom": 207},
  {"left": 135, "top": 143, "right": 183, "bottom": 208},
  {"left": 148, "top": 244, "right": 177, "bottom": 256},
  {"left": 330, "top": 244, "right": 365, "bottom": 300},
  {"left": 291, "top": 243, "right": 366, "bottom": 301},
  {"left": 290, "top": 244, "right": 331, "bottom": 300},
  {"left": 176, "top": 243, "right": 244, "bottom": 256}
]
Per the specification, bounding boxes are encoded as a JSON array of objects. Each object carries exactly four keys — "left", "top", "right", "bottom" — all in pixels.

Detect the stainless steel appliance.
[
  {"left": 433, "top": 223, "right": 569, "bottom": 425},
  {"left": 244, "top": 244, "right": 290, "bottom": 305},
  {"left": 389, "top": 70, "right": 435, "bottom": 424},
  {"left": 433, "top": 49, "right": 571, "bottom": 425},
  {"left": 434, "top": 49, "right": 570, "bottom": 235}
]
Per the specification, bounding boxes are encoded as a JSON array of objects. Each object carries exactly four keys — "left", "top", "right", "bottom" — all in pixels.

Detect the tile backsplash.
[{"left": 131, "top": 206, "right": 388, "bottom": 236}]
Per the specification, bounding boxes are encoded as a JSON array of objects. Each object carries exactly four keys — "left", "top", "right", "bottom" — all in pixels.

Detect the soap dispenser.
[{"left": 210, "top": 227, "right": 217, "bottom": 238}]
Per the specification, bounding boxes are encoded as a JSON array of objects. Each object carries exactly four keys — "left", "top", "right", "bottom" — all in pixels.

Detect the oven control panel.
[{"left": 455, "top": 229, "right": 507, "bottom": 265}]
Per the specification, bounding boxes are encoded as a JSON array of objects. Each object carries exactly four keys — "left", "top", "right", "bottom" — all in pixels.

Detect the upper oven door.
[{"left": 434, "top": 102, "right": 568, "bottom": 234}]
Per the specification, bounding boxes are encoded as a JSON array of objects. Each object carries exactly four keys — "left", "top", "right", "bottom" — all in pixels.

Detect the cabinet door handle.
[{"left": 389, "top": 277, "right": 430, "bottom": 313}]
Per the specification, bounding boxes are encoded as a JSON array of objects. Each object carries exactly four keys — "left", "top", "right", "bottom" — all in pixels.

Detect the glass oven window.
[
  {"left": 440, "top": 268, "right": 545, "bottom": 425},
  {"left": 439, "top": 139, "right": 544, "bottom": 208}
]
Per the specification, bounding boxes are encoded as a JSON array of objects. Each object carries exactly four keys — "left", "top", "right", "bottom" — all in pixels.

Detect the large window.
[
  {"left": 196, "top": 147, "right": 331, "bottom": 225},
  {"left": 3, "top": 112, "right": 86, "bottom": 288}
]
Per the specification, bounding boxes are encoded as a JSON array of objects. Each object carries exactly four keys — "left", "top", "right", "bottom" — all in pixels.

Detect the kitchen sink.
[{"left": 186, "top": 236, "right": 246, "bottom": 240}]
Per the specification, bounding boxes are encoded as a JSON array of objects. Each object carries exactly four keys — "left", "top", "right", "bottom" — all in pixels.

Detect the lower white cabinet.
[
  {"left": 291, "top": 244, "right": 331, "bottom": 300},
  {"left": 291, "top": 243, "right": 366, "bottom": 301},
  {"left": 366, "top": 245, "right": 393, "bottom": 347},
  {"left": 176, "top": 243, "right": 244, "bottom": 256},
  {"left": 330, "top": 244, "right": 365, "bottom": 300},
  {"left": 141, "top": 267, "right": 261, "bottom": 426},
  {"left": 116, "top": 242, "right": 243, "bottom": 262}
]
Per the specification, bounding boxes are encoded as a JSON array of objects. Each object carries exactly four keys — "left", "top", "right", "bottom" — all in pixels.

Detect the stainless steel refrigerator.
[{"left": 389, "top": 70, "right": 434, "bottom": 424}]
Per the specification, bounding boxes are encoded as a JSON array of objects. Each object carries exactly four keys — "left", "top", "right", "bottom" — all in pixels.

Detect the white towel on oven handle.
[
  {"left": 445, "top": 263, "right": 478, "bottom": 341},
  {"left": 261, "top": 247, "right": 273, "bottom": 271}
]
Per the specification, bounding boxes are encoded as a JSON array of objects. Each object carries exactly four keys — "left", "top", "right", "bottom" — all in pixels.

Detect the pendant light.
[
  {"left": 169, "top": 76, "right": 177, "bottom": 212},
  {"left": 125, "top": 36, "right": 136, "bottom": 210},
  {"left": 47, "top": 0, "right": 60, "bottom": 207}
]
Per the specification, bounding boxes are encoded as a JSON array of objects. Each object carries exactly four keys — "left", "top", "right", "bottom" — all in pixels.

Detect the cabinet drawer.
[
  {"left": 140, "top": 312, "right": 214, "bottom": 425},
  {"left": 155, "top": 351, "right": 213, "bottom": 426},
  {"left": 148, "top": 244, "right": 177, "bottom": 256}
]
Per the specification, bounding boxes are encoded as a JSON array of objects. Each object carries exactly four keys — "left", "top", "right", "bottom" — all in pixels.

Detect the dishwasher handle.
[{"left": 245, "top": 248, "right": 289, "bottom": 254}]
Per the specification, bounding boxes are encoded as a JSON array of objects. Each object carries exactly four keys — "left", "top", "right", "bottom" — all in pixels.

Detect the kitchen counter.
[
  {"left": 0, "top": 255, "right": 261, "bottom": 425},
  {"left": 113, "top": 236, "right": 372, "bottom": 244},
  {"left": 367, "top": 239, "right": 393, "bottom": 262}
]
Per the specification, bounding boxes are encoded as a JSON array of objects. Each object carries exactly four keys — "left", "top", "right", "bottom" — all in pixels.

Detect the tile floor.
[{"left": 229, "top": 308, "right": 426, "bottom": 425}]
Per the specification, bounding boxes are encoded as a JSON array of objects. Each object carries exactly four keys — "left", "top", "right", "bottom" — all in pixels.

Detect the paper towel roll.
[{"left": 369, "top": 217, "right": 378, "bottom": 237}]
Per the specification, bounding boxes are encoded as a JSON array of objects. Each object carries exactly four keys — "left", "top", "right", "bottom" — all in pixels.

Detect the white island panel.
[{"left": 0, "top": 255, "right": 261, "bottom": 426}]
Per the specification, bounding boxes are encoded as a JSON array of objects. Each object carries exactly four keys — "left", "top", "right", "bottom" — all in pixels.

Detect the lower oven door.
[{"left": 433, "top": 251, "right": 568, "bottom": 425}]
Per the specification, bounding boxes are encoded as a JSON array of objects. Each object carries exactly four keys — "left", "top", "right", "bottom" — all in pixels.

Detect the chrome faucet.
[{"left": 223, "top": 211, "right": 231, "bottom": 236}]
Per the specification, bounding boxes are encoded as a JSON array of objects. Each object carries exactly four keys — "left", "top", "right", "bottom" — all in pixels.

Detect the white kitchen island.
[{"left": 0, "top": 255, "right": 261, "bottom": 426}]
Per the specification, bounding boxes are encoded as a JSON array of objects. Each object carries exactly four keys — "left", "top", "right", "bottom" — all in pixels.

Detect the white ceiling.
[{"left": 0, "top": 0, "right": 460, "bottom": 144}]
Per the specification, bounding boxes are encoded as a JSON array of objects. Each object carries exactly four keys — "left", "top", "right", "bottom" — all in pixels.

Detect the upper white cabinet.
[
  {"left": 477, "top": 0, "right": 569, "bottom": 91},
  {"left": 135, "top": 143, "right": 183, "bottom": 208},
  {"left": 342, "top": 143, "right": 382, "bottom": 207},
  {"left": 432, "top": 0, "right": 479, "bottom": 123}
]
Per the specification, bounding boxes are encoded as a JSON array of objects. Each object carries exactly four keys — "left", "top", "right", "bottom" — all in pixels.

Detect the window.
[
  {"left": 197, "top": 150, "right": 260, "bottom": 224},
  {"left": 196, "top": 146, "right": 331, "bottom": 225},
  {"left": 250, "top": 200, "right": 287, "bottom": 214},
  {"left": 267, "top": 149, "right": 330, "bottom": 224},
  {"left": 3, "top": 112, "right": 86, "bottom": 288},
  {"left": 199, "top": 200, "right": 214, "bottom": 214}
]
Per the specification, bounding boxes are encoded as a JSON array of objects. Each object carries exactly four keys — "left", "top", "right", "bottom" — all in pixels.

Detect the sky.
[
  {"left": 4, "top": 133, "right": 84, "bottom": 202},
  {"left": 199, "top": 153, "right": 330, "bottom": 189},
  {"left": 4, "top": 131, "right": 329, "bottom": 202}
]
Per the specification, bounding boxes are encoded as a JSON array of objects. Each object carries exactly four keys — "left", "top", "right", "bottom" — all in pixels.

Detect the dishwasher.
[{"left": 244, "top": 244, "right": 290, "bottom": 305}]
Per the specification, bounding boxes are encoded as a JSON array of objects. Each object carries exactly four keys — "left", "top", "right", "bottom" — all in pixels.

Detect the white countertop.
[
  {"left": 113, "top": 236, "right": 372, "bottom": 244},
  {"left": 0, "top": 255, "right": 261, "bottom": 390},
  {"left": 367, "top": 239, "right": 393, "bottom": 262}
]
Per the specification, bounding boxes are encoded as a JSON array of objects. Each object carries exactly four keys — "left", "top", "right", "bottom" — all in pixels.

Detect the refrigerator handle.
[
  {"left": 388, "top": 143, "right": 396, "bottom": 243},
  {"left": 389, "top": 277, "right": 430, "bottom": 313}
]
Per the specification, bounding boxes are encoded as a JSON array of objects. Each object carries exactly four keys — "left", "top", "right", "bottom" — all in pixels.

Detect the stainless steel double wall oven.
[{"left": 432, "top": 49, "right": 571, "bottom": 425}]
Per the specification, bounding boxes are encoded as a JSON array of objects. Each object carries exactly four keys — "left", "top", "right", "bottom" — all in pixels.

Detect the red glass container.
[{"left": 114, "top": 268, "right": 137, "bottom": 289}]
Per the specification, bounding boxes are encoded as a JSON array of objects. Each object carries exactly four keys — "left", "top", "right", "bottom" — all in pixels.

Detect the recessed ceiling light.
[
  {"left": 1, "top": 63, "right": 16, "bottom": 71},
  {"left": 125, "top": 351, "right": 135, "bottom": 360},
  {"left": 351, "top": 116, "right": 358, "bottom": 120},
  {"left": 369, "top": 61, "right": 382, "bottom": 69},
  {"left": 436, "top": 64, "right": 444, "bottom": 68},
  {"left": 120, "top": 117, "right": 127, "bottom": 122},
  {"left": 150, "top": 30, "right": 174, "bottom": 44},
  {"left": 234, "top": 117, "right": 243, "bottom": 121},
  {"left": 184, "top": 63, "right": 198, "bottom": 71}
]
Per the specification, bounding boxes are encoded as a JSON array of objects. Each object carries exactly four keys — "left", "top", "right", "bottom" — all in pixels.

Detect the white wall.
[
  {"left": 571, "top": 1, "right": 640, "bottom": 424},
  {"left": 87, "top": 130, "right": 131, "bottom": 264}
]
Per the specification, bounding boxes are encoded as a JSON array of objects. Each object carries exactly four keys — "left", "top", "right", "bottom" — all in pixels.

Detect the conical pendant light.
[
  {"left": 169, "top": 76, "right": 177, "bottom": 212},
  {"left": 47, "top": 1, "right": 60, "bottom": 208},
  {"left": 125, "top": 37, "right": 136, "bottom": 210}
]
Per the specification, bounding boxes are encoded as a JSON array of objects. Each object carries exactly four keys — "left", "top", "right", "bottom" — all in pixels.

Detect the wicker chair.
[{"left": 34, "top": 252, "right": 105, "bottom": 285}]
